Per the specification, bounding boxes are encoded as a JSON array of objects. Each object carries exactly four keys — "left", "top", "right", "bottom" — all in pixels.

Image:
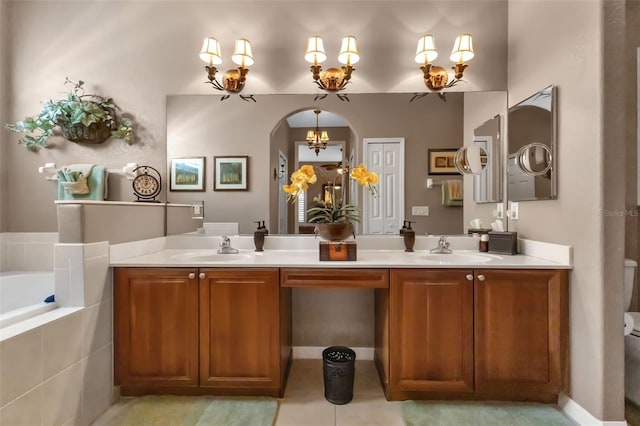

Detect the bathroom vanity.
[{"left": 111, "top": 241, "right": 570, "bottom": 403}]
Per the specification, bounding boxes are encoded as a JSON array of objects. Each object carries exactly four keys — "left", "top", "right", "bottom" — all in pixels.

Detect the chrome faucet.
[
  {"left": 217, "top": 236, "right": 239, "bottom": 254},
  {"left": 430, "top": 236, "right": 452, "bottom": 254}
]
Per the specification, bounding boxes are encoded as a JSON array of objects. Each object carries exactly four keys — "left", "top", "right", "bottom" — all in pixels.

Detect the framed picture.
[
  {"left": 214, "top": 156, "right": 249, "bottom": 191},
  {"left": 170, "top": 157, "right": 205, "bottom": 191},
  {"left": 427, "top": 149, "right": 460, "bottom": 175}
]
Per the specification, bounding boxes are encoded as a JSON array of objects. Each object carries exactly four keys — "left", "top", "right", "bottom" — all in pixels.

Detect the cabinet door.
[
  {"left": 114, "top": 268, "right": 199, "bottom": 390},
  {"left": 390, "top": 269, "right": 474, "bottom": 396},
  {"left": 199, "top": 268, "right": 280, "bottom": 391},
  {"left": 474, "top": 269, "right": 569, "bottom": 401}
]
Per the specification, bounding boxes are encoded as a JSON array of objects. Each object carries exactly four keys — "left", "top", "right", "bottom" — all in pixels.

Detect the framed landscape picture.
[
  {"left": 170, "top": 157, "right": 205, "bottom": 191},
  {"left": 427, "top": 148, "right": 460, "bottom": 175},
  {"left": 214, "top": 156, "right": 249, "bottom": 191}
]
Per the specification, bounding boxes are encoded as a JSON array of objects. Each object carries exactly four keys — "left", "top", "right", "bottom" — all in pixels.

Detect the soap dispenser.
[
  {"left": 403, "top": 221, "right": 415, "bottom": 252},
  {"left": 254, "top": 221, "right": 267, "bottom": 252},
  {"left": 400, "top": 221, "right": 408, "bottom": 235}
]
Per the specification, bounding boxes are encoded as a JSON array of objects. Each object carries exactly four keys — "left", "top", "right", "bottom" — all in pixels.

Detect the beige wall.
[
  {"left": 626, "top": 1, "right": 640, "bottom": 311},
  {"left": 0, "top": 0, "right": 7, "bottom": 232},
  {"left": 508, "top": 0, "right": 628, "bottom": 421}
]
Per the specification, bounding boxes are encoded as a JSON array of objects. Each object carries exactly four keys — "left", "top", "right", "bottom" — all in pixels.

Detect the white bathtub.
[{"left": 0, "top": 271, "right": 57, "bottom": 329}]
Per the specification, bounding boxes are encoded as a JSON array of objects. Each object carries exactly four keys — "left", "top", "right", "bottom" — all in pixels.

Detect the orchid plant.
[{"left": 283, "top": 163, "right": 378, "bottom": 223}]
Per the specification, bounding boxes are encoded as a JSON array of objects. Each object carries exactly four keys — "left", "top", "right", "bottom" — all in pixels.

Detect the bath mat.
[
  {"left": 104, "top": 395, "right": 278, "bottom": 426},
  {"left": 402, "top": 400, "right": 575, "bottom": 426}
]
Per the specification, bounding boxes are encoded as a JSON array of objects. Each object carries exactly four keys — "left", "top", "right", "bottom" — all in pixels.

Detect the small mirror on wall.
[
  {"left": 507, "top": 85, "right": 557, "bottom": 201},
  {"left": 456, "top": 114, "right": 502, "bottom": 203}
]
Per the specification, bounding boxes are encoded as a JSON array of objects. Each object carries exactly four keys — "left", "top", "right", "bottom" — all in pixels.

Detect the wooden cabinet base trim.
[{"left": 120, "top": 386, "right": 281, "bottom": 398}]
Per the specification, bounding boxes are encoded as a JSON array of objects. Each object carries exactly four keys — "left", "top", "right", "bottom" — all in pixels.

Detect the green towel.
[
  {"left": 57, "top": 165, "right": 107, "bottom": 200},
  {"left": 442, "top": 180, "right": 463, "bottom": 207}
]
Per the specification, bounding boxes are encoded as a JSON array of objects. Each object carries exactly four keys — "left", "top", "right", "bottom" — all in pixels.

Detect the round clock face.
[{"left": 133, "top": 174, "right": 160, "bottom": 199}]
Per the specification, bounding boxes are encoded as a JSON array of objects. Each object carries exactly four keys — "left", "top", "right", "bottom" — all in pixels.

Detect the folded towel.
[
  {"left": 57, "top": 164, "right": 108, "bottom": 200},
  {"left": 442, "top": 179, "right": 463, "bottom": 207}
]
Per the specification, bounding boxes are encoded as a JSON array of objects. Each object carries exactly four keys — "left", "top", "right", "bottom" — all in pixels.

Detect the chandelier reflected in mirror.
[{"left": 307, "top": 109, "right": 330, "bottom": 155}]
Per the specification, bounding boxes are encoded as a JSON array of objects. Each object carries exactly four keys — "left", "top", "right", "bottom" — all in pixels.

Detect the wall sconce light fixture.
[
  {"left": 307, "top": 109, "right": 330, "bottom": 155},
  {"left": 200, "top": 37, "right": 255, "bottom": 101},
  {"left": 415, "top": 33, "right": 474, "bottom": 91},
  {"left": 305, "top": 35, "right": 359, "bottom": 101}
]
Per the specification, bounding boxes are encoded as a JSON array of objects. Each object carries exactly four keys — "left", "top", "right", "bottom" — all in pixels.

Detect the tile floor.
[
  {"left": 275, "top": 359, "right": 403, "bottom": 426},
  {"left": 93, "top": 359, "right": 403, "bottom": 426}
]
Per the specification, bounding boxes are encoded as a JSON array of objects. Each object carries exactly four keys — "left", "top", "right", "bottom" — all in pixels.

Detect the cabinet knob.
[
  {"left": 199, "top": 272, "right": 205, "bottom": 279},
  {"left": 188, "top": 273, "right": 196, "bottom": 279},
  {"left": 477, "top": 274, "right": 486, "bottom": 281},
  {"left": 466, "top": 274, "right": 473, "bottom": 281}
]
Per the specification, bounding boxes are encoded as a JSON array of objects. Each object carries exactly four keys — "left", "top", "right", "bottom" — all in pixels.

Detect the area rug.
[
  {"left": 402, "top": 401, "right": 575, "bottom": 426},
  {"left": 104, "top": 395, "right": 278, "bottom": 426}
]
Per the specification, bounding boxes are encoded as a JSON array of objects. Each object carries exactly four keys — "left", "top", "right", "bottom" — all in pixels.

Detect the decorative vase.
[{"left": 315, "top": 223, "right": 355, "bottom": 242}]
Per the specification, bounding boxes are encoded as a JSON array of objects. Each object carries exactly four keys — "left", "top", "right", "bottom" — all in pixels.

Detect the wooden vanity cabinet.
[
  {"left": 385, "top": 268, "right": 569, "bottom": 402},
  {"left": 199, "top": 268, "right": 283, "bottom": 393},
  {"left": 474, "top": 269, "right": 569, "bottom": 402},
  {"left": 114, "top": 267, "right": 288, "bottom": 397},
  {"left": 388, "top": 269, "right": 474, "bottom": 400},
  {"left": 114, "top": 268, "right": 199, "bottom": 391}
]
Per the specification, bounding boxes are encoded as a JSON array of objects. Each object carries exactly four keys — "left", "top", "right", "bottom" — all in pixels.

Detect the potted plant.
[
  {"left": 283, "top": 164, "right": 378, "bottom": 241},
  {"left": 5, "top": 78, "right": 135, "bottom": 151}
]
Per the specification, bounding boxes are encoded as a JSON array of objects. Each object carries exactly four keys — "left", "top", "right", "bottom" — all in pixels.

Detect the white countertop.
[{"left": 109, "top": 248, "right": 571, "bottom": 269}]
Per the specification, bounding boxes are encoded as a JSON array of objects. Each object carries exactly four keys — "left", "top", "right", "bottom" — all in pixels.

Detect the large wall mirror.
[
  {"left": 507, "top": 85, "right": 557, "bottom": 201},
  {"left": 166, "top": 91, "right": 506, "bottom": 236}
]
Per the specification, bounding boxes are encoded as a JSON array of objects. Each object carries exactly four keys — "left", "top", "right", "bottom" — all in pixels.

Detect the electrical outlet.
[
  {"left": 412, "top": 206, "right": 429, "bottom": 216},
  {"left": 508, "top": 202, "right": 519, "bottom": 220}
]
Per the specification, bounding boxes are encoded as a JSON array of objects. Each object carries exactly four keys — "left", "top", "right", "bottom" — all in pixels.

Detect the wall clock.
[{"left": 132, "top": 165, "right": 162, "bottom": 202}]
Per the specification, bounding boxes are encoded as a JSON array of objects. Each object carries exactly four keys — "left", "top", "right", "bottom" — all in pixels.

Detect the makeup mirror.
[{"left": 507, "top": 85, "right": 557, "bottom": 201}]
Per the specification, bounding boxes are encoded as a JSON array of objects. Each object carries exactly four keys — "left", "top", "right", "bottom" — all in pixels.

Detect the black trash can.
[{"left": 322, "top": 346, "right": 356, "bottom": 405}]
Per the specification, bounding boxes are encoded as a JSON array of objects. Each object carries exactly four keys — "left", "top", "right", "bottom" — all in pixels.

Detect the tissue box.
[{"left": 488, "top": 231, "right": 518, "bottom": 255}]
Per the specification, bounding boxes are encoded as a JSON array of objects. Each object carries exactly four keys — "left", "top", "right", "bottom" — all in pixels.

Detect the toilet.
[{"left": 624, "top": 258, "right": 640, "bottom": 405}]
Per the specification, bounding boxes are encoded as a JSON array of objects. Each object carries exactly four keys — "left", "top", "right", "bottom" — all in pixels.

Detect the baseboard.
[
  {"left": 558, "top": 394, "right": 628, "bottom": 425},
  {"left": 292, "top": 346, "right": 374, "bottom": 361}
]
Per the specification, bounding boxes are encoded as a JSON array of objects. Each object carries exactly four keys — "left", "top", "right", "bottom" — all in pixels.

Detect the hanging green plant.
[{"left": 5, "top": 78, "right": 136, "bottom": 151}]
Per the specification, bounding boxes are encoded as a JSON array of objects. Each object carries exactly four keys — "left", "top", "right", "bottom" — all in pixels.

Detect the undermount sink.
[
  {"left": 170, "top": 252, "right": 254, "bottom": 263},
  {"left": 421, "top": 253, "right": 499, "bottom": 264}
]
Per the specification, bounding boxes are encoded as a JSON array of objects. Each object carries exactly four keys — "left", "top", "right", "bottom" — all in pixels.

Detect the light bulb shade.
[
  {"left": 320, "top": 131, "right": 329, "bottom": 142},
  {"left": 415, "top": 35, "right": 438, "bottom": 64},
  {"left": 338, "top": 36, "right": 360, "bottom": 65},
  {"left": 306, "top": 130, "right": 316, "bottom": 141},
  {"left": 200, "top": 37, "right": 223, "bottom": 65},
  {"left": 305, "top": 36, "right": 327, "bottom": 64},
  {"left": 450, "top": 33, "right": 474, "bottom": 63},
  {"left": 231, "top": 39, "right": 254, "bottom": 67}
]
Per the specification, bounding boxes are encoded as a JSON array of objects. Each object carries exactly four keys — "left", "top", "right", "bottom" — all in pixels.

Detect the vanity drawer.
[{"left": 281, "top": 268, "right": 389, "bottom": 289}]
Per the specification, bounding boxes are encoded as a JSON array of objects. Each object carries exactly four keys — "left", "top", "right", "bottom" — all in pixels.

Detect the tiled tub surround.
[
  {"left": 0, "top": 241, "right": 114, "bottom": 426},
  {"left": 0, "top": 232, "right": 58, "bottom": 272}
]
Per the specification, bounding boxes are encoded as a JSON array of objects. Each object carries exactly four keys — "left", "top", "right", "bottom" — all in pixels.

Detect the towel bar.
[{"left": 38, "top": 162, "right": 138, "bottom": 180}]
